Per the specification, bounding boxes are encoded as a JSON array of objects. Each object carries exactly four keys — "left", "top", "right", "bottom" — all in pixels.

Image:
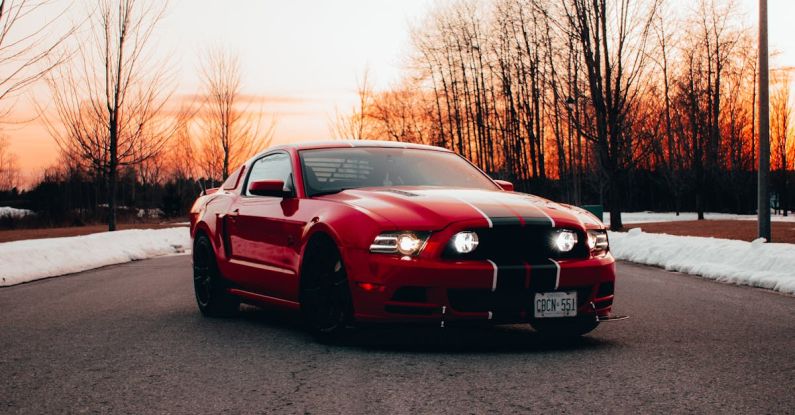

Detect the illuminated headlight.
[
  {"left": 396, "top": 233, "right": 422, "bottom": 255},
  {"left": 587, "top": 230, "right": 609, "bottom": 251},
  {"left": 452, "top": 231, "right": 479, "bottom": 253},
  {"left": 553, "top": 230, "right": 578, "bottom": 252},
  {"left": 370, "top": 232, "right": 429, "bottom": 256}
]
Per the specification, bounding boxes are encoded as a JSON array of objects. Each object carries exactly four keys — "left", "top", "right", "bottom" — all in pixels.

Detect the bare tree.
[
  {"left": 331, "top": 69, "right": 374, "bottom": 140},
  {"left": 197, "top": 46, "right": 273, "bottom": 181},
  {"left": 0, "top": 0, "right": 75, "bottom": 115},
  {"left": 164, "top": 102, "right": 197, "bottom": 181},
  {"left": 559, "top": 0, "right": 660, "bottom": 230},
  {"left": 0, "top": 134, "right": 20, "bottom": 190},
  {"left": 334, "top": 0, "right": 767, "bottom": 218},
  {"left": 45, "top": 0, "right": 175, "bottom": 231},
  {"left": 368, "top": 85, "right": 435, "bottom": 145},
  {"left": 771, "top": 71, "right": 792, "bottom": 215}
]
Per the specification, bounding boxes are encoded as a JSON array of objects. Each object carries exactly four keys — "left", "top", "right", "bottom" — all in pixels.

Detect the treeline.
[
  {"left": 0, "top": 1, "right": 274, "bottom": 230},
  {"left": 0, "top": 163, "right": 208, "bottom": 229},
  {"left": 336, "top": 0, "right": 794, "bottom": 229}
]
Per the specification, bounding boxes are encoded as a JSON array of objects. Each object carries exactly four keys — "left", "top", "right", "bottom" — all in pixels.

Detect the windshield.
[{"left": 299, "top": 147, "right": 499, "bottom": 196}]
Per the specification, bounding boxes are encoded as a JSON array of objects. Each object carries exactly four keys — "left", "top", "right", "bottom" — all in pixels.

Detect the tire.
[
  {"left": 299, "top": 237, "right": 353, "bottom": 342},
  {"left": 193, "top": 234, "right": 239, "bottom": 317},
  {"left": 529, "top": 316, "right": 599, "bottom": 337}
]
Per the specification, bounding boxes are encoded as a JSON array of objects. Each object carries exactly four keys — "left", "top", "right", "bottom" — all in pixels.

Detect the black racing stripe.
[
  {"left": 490, "top": 260, "right": 528, "bottom": 321},
  {"left": 520, "top": 217, "right": 554, "bottom": 227},
  {"left": 484, "top": 260, "right": 561, "bottom": 320},
  {"left": 509, "top": 196, "right": 555, "bottom": 226},
  {"left": 529, "top": 259, "right": 558, "bottom": 292},
  {"left": 510, "top": 205, "right": 554, "bottom": 227},
  {"left": 457, "top": 192, "right": 553, "bottom": 227},
  {"left": 492, "top": 261, "right": 527, "bottom": 291},
  {"left": 490, "top": 216, "right": 524, "bottom": 227},
  {"left": 441, "top": 190, "right": 520, "bottom": 224},
  {"left": 476, "top": 203, "right": 521, "bottom": 223}
]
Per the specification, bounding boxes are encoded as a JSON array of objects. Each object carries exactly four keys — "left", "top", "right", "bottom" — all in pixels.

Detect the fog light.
[
  {"left": 357, "top": 282, "right": 385, "bottom": 292},
  {"left": 452, "top": 231, "right": 479, "bottom": 253},
  {"left": 554, "top": 230, "right": 578, "bottom": 252}
]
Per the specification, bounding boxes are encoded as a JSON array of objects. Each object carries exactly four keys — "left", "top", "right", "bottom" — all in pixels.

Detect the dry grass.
[
  {"left": 0, "top": 222, "right": 188, "bottom": 243},
  {"left": 623, "top": 220, "right": 795, "bottom": 243}
]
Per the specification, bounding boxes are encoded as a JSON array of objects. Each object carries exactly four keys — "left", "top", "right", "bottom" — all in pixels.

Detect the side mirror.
[
  {"left": 494, "top": 179, "right": 514, "bottom": 192},
  {"left": 249, "top": 180, "right": 291, "bottom": 198}
]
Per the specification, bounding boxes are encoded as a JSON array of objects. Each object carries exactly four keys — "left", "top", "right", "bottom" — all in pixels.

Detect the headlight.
[
  {"left": 370, "top": 232, "right": 429, "bottom": 256},
  {"left": 451, "top": 231, "right": 479, "bottom": 253},
  {"left": 396, "top": 233, "right": 422, "bottom": 255},
  {"left": 553, "top": 230, "right": 578, "bottom": 252},
  {"left": 587, "top": 230, "right": 609, "bottom": 251}
]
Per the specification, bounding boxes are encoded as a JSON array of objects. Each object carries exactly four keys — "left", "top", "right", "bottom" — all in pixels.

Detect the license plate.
[{"left": 534, "top": 291, "right": 577, "bottom": 318}]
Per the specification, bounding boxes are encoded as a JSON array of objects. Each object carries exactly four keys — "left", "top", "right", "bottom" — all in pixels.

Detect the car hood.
[{"left": 320, "top": 187, "right": 604, "bottom": 231}]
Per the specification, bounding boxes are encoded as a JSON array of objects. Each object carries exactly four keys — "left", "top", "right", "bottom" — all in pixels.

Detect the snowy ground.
[
  {"left": 605, "top": 211, "right": 795, "bottom": 225},
  {"left": 610, "top": 228, "right": 795, "bottom": 295},
  {"left": 1, "top": 220, "right": 793, "bottom": 296},
  {"left": 0, "top": 206, "right": 34, "bottom": 219},
  {"left": 0, "top": 227, "right": 191, "bottom": 287}
]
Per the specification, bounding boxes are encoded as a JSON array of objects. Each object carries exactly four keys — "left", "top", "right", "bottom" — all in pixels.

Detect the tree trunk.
[
  {"left": 696, "top": 190, "right": 705, "bottom": 220},
  {"left": 108, "top": 128, "right": 118, "bottom": 232},
  {"left": 222, "top": 149, "right": 229, "bottom": 181},
  {"left": 608, "top": 174, "right": 623, "bottom": 231},
  {"left": 782, "top": 171, "right": 788, "bottom": 217}
]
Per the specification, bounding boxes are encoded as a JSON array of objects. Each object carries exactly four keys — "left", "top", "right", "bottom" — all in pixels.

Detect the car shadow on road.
[
  {"left": 235, "top": 305, "right": 615, "bottom": 354},
  {"left": 341, "top": 325, "right": 613, "bottom": 354}
]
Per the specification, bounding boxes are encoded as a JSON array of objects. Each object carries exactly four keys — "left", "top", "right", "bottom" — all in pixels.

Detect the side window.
[
  {"left": 246, "top": 152, "right": 292, "bottom": 196},
  {"left": 222, "top": 166, "right": 245, "bottom": 190}
]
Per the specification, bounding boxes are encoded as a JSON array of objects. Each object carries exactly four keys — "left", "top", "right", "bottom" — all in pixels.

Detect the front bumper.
[{"left": 343, "top": 248, "right": 616, "bottom": 325}]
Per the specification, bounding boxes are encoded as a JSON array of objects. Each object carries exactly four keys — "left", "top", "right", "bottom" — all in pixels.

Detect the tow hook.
[{"left": 590, "top": 302, "right": 629, "bottom": 322}]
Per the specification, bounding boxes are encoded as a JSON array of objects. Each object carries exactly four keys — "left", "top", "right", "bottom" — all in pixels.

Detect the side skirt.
[{"left": 228, "top": 288, "right": 300, "bottom": 311}]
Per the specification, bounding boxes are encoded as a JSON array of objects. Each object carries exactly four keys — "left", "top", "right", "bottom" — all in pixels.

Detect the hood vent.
[{"left": 381, "top": 189, "right": 420, "bottom": 197}]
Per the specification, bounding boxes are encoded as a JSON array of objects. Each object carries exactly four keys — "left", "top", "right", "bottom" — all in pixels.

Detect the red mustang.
[{"left": 190, "top": 141, "right": 616, "bottom": 340}]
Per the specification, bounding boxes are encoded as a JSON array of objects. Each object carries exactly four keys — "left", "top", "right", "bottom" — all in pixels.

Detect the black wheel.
[
  {"left": 193, "top": 234, "right": 239, "bottom": 317},
  {"left": 299, "top": 237, "right": 353, "bottom": 342},
  {"left": 530, "top": 316, "right": 599, "bottom": 337}
]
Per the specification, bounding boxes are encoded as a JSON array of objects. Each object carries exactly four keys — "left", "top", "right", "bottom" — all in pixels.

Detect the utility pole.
[{"left": 758, "top": 0, "right": 771, "bottom": 241}]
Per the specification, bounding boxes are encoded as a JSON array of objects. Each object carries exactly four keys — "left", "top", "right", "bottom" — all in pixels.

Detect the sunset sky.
[{"left": 5, "top": 0, "right": 795, "bottom": 184}]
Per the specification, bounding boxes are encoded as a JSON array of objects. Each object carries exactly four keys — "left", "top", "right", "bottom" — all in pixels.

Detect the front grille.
[
  {"left": 448, "top": 285, "right": 593, "bottom": 313},
  {"left": 385, "top": 305, "right": 434, "bottom": 315},
  {"left": 391, "top": 287, "right": 428, "bottom": 302},
  {"left": 442, "top": 225, "right": 589, "bottom": 261}
]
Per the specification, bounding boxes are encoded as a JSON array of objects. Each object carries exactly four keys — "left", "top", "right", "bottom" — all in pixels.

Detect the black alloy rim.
[
  {"left": 303, "top": 250, "right": 347, "bottom": 332},
  {"left": 193, "top": 239, "right": 212, "bottom": 307}
]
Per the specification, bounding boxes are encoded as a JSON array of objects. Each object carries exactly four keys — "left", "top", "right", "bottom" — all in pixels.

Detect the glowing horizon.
[{"left": 3, "top": 0, "right": 795, "bottom": 186}]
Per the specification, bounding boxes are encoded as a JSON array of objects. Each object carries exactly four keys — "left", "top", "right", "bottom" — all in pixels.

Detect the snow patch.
[
  {"left": 0, "top": 206, "right": 33, "bottom": 219},
  {"left": 0, "top": 227, "right": 191, "bottom": 287},
  {"left": 610, "top": 230, "right": 795, "bottom": 294}
]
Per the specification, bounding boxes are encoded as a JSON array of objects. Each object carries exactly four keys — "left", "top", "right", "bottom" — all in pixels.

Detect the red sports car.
[{"left": 189, "top": 141, "right": 617, "bottom": 340}]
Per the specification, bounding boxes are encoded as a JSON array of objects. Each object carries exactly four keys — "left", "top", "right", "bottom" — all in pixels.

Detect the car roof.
[{"left": 261, "top": 140, "right": 452, "bottom": 154}]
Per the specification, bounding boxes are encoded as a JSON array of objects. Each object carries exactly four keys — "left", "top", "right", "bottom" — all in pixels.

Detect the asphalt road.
[{"left": 1, "top": 256, "right": 793, "bottom": 414}]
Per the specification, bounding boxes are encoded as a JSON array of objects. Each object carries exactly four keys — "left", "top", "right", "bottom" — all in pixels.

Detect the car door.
[{"left": 226, "top": 152, "right": 298, "bottom": 298}]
